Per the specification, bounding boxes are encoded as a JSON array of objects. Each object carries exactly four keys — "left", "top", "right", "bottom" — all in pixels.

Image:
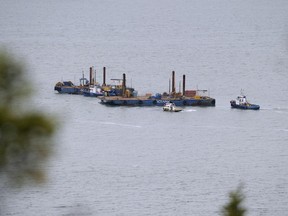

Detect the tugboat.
[
  {"left": 230, "top": 92, "right": 260, "bottom": 110},
  {"left": 163, "top": 102, "right": 183, "bottom": 112}
]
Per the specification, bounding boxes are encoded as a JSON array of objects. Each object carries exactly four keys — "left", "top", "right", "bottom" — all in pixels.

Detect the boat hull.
[
  {"left": 54, "top": 86, "right": 84, "bottom": 94},
  {"left": 230, "top": 102, "right": 260, "bottom": 110},
  {"left": 100, "top": 96, "right": 216, "bottom": 107},
  {"left": 54, "top": 81, "right": 88, "bottom": 95},
  {"left": 83, "top": 91, "right": 104, "bottom": 97},
  {"left": 163, "top": 108, "right": 183, "bottom": 112}
]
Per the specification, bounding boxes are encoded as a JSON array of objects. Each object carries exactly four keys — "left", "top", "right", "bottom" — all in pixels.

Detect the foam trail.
[
  {"left": 101, "top": 122, "right": 142, "bottom": 128},
  {"left": 184, "top": 109, "right": 197, "bottom": 112}
]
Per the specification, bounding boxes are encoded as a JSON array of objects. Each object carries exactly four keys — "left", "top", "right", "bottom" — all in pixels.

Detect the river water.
[{"left": 1, "top": 0, "right": 288, "bottom": 215}]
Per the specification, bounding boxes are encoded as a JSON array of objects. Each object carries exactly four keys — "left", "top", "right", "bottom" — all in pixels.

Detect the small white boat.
[{"left": 163, "top": 102, "right": 183, "bottom": 112}]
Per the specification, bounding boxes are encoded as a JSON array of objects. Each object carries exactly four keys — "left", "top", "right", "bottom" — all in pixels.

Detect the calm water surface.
[{"left": 1, "top": 0, "right": 288, "bottom": 215}]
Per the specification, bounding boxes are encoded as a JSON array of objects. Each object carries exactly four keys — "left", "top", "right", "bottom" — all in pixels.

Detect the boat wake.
[
  {"left": 184, "top": 109, "right": 197, "bottom": 112},
  {"left": 100, "top": 122, "right": 142, "bottom": 128},
  {"left": 258, "top": 107, "right": 288, "bottom": 114},
  {"left": 273, "top": 107, "right": 288, "bottom": 113},
  {"left": 278, "top": 128, "right": 288, "bottom": 132}
]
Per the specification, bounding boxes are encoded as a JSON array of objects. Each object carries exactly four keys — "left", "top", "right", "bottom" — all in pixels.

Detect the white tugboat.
[{"left": 163, "top": 102, "right": 183, "bottom": 112}]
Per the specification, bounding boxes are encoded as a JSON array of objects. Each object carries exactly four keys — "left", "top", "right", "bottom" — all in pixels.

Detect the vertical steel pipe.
[
  {"left": 103, "top": 67, "right": 106, "bottom": 86},
  {"left": 122, "top": 73, "right": 126, "bottom": 96},
  {"left": 172, "top": 71, "right": 175, "bottom": 93},
  {"left": 89, "top": 67, "right": 92, "bottom": 86},
  {"left": 183, "top": 74, "right": 186, "bottom": 96}
]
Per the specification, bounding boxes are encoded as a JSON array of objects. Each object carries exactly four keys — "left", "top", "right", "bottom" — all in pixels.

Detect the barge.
[
  {"left": 54, "top": 71, "right": 90, "bottom": 94},
  {"left": 55, "top": 67, "right": 111, "bottom": 95},
  {"left": 100, "top": 95, "right": 215, "bottom": 106},
  {"left": 99, "top": 72, "right": 216, "bottom": 107}
]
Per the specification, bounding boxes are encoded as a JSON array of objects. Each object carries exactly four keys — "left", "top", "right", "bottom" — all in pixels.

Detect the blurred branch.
[{"left": 0, "top": 50, "right": 55, "bottom": 186}]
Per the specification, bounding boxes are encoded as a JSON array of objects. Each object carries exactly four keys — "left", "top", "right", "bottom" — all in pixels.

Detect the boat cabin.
[{"left": 236, "top": 95, "right": 248, "bottom": 105}]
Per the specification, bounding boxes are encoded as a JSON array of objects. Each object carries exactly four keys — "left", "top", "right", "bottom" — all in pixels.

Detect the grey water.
[{"left": 1, "top": 0, "right": 288, "bottom": 215}]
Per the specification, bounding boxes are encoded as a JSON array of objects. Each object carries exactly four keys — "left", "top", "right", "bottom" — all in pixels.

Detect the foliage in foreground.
[
  {"left": 0, "top": 51, "right": 55, "bottom": 185},
  {"left": 221, "top": 185, "right": 247, "bottom": 216}
]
